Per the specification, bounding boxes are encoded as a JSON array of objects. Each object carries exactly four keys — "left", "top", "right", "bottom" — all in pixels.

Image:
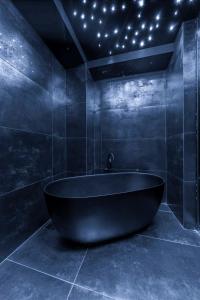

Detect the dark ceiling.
[
  {"left": 63, "top": 0, "right": 200, "bottom": 60},
  {"left": 12, "top": 0, "right": 200, "bottom": 79},
  {"left": 12, "top": 0, "right": 84, "bottom": 68}
]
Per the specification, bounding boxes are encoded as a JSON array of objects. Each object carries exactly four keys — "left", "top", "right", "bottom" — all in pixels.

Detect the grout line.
[
  {"left": 136, "top": 233, "right": 200, "bottom": 248},
  {"left": 0, "top": 220, "right": 50, "bottom": 267},
  {"left": 7, "top": 259, "right": 73, "bottom": 285},
  {"left": 7, "top": 258, "right": 117, "bottom": 300},
  {"left": 67, "top": 249, "right": 88, "bottom": 299},
  {"left": 0, "top": 125, "right": 52, "bottom": 137}
]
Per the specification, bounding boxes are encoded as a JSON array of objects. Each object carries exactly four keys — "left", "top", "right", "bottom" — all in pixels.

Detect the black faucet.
[{"left": 105, "top": 153, "right": 115, "bottom": 171}]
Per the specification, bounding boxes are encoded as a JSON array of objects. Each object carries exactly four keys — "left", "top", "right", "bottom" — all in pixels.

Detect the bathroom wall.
[
  {"left": 0, "top": 0, "right": 67, "bottom": 260},
  {"left": 166, "top": 19, "right": 198, "bottom": 228},
  {"left": 86, "top": 71, "right": 101, "bottom": 174},
  {"left": 96, "top": 72, "right": 167, "bottom": 193},
  {"left": 66, "top": 64, "right": 87, "bottom": 177}
]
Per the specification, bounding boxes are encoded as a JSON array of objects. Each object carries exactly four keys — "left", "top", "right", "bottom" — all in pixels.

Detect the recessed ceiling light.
[
  {"left": 109, "top": 50, "right": 112, "bottom": 55},
  {"left": 137, "top": 13, "right": 141, "bottom": 18},
  {"left": 81, "top": 13, "right": 85, "bottom": 19},
  {"left": 122, "top": 44, "right": 125, "bottom": 49},
  {"left": 149, "top": 25, "right": 154, "bottom": 31},
  {"left": 83, "top": 23, "right": 87, "bottom": 29},
  {"left": 138, "top": 0, "right": 144, "bottom": 7},
  {"left": 104, "top": 33, "right": 109, "bottom": 38},
  {"left": 122, "top": 4, "right": 126, "bottom": 10},
  {"left": 73, "top": 10, "right": 77, "bottom": 16},
  {"left": 169, "top": 24, "right": 175, "bottom": 31},
  {"left": 125, "top": 35, "right": 128, "bottom": 40},
  {"left": 111, "top": 5, "right": 116, "bottom": 12},
  {"left": 156, "top": 13, "right": 160, "bottom": 21},
  {"left": 93, "top": 2, "right": 97, "bottom": 9},
  {"left": 116, "top": 43, "right": 119, "bottom": 48},
  {"left": 127, "top": 25, "right": 132, "bottom": 31},
  {"left": 174, "top": 10, "right": 178, "bottom": 16},
  {"left": 99, "top": 19, "right": 103, "bottom": 24},
  {"left": 98, "top": 43, "right": 101, "bottom": 47},
  {"left": 83, "top": 0, "right": 87, "bottom": 4},
  {"left": 114, "top": 28, "right": 119, "bottom": 34},
  {"left": 156, "top": 23, "right": 159, "bottom": 28},
  {"left": 135, "top": 31, "right": 139, "bottom": 36},
  {"left": 132, "top": 39, "right": 136, "bottom": 44},
  {"left": 141, "top": 23, "right": 146, "bottom": 30},
  {"left": 91, "top": 15, "right": 95, "bottom": 20},
  {"left": 102, "top": 6, "right": 107, "bottom": 13},
  {"left": 97, "top": 32, "right": 101, "bottom": 38},
  {"left": 148, "top": 35, "right": 152, "bottom": 41},
  {"left": 140, "top": 40, "right": 145, "bottom": 47}
]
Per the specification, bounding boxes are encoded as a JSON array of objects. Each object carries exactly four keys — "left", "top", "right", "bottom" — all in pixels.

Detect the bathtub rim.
[{"left": 44, "top": 172, "right": 165, "bottom": 200}]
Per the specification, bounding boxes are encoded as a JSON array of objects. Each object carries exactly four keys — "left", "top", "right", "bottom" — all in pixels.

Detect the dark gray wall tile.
[
  {"left": 0, "top": 127, "right": 52, "bottom": 195},
  {"left": 66, "top": 102, "right": 86, "bottom": 138},
  {"left": 0, "top": 178, "right": 49, "bottom": 260},
  {"left": 99, "top": 72, "right": 166, "bottom": 110},
  {"left": 183, "top": 181, "right": 198, "bottom": 229},
  {"left": 101, "top": 106, "right": 165, "bottom": 139},
  {"left": 0, "top": 2, "right": 52, "bottom": 90},
  {"left": 0, "top": 58, "right": 52, "bottom": 135},
  {"left": 101, "top": 138, "right": 165, "bottom": 171},
  {"left": 53, "top": 136, "right": 66, "bottom": 176},
  {"left": 67, "top": 138, "right": 86, "bottom": 173}
]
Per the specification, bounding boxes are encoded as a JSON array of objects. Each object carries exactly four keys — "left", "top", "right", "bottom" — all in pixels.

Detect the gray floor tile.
[
  {"left": 0, "top": 260, "right": 71, "bottom": 300},
  {"left": 76, "top": 235, "right": 200, "bottom": 300},
  {"left": 69, "top": 286, "right": 111, "bottom": 300},
  {"left": 140, "top": 210, "right": 200, "bottom": 246},
  {"left": 10, "top": 223, "right": 87, "bottom": 282}
]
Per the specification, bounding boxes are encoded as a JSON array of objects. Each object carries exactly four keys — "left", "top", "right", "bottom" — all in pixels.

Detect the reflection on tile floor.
[{"left": 1, "top": 205, "right": 200, "bottom": 300}]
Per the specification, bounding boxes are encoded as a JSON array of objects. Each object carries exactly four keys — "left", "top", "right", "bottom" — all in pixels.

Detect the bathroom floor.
[{"left": 1, "top": 203, "right": 200, "bottom": 300}]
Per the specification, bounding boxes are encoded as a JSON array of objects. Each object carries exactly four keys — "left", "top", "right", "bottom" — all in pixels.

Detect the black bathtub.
[{"left": 44, "top": 172, "right": 164, "bottom": 244}]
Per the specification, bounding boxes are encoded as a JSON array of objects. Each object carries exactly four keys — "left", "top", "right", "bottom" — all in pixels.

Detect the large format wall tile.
[
  {"left": 0, "top": 127, "right": 52, "bottom": 195},
  {"left": 0, "top": 178, "right": 50, "bottom": 260},
  {"left": 67, "top": 138, "right": 86, "bottom": 173},
  {"left": 0, "top": 0, "right": 68, "bottom": 262},
  {"left": 53, "top": 136, "right": 66, "bottom": 176},
  {"left": 0, "top": 2, "right": 52, "bottom": 90},
  {"left": 0, "top": 58, "right": 52, "bottom": 135},
  {"left": 166, "top": 20, "right": 198, "bottom": 228},
  {"left": 101, "top": 106, "right": 165, "bottom": 139},
  {"left": 99, "top": 72, "right": 165, "bottom": 110},
  {"left": 66, "top": 101, "right": 86, "bottom": 138},
  {"left": 101, "top": 138, "right": 166, "bottom": 171}
]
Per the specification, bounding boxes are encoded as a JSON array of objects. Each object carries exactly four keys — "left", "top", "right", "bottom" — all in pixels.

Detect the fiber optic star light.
[{"left": 66, "top": 0, "right": 200, "bottom": 60}]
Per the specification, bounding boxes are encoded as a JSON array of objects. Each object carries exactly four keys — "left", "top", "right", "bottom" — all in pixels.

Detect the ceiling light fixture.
[{"left": 114, "top": 28, "right": 119, "bottom": 34}]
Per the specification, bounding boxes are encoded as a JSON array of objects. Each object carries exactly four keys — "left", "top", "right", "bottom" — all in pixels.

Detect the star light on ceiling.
[{"left": 71, "top": 0, "right": 198, "bottom": 57}]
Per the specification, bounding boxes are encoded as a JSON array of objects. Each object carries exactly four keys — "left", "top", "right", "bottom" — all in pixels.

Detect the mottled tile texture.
[
  {"left": 0, "top": 0, "right": 68, "bottom": 260},
  {"left": 4, "top": 211, "right": 200, "bottom": 300},
  {"left": 166, "top": 20, "right": 198, "bottom": 228}
]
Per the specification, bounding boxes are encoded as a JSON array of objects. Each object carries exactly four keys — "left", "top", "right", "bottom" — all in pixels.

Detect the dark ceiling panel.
[
  {"left": 63, "top": 0, "right": 200, "bottom": 60},
  {"left": 90, "top": 52, "right": 173, "bottom": 80},
  {"left": 12, "top": 0, "right": 83, "bottom": 68}
]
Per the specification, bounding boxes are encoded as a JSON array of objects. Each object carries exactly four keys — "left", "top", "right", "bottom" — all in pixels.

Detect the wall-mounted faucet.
[{"left": 105, "top": 153, "right": 115, "bottom": 172}]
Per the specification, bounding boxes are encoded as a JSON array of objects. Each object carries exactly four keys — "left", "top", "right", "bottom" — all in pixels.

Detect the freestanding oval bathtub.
[{"left": 44, "top": 172, "right": 164, "bottom": 244}]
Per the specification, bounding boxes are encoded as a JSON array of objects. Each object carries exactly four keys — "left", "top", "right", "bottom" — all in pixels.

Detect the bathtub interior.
[{"left": 45, "top": 173, "right": 164, "bottom": 199}]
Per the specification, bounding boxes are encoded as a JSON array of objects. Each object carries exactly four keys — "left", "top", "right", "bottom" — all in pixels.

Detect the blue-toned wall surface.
[
  {"left": 0, "top": 0, "right": 67, "bottom": 260},
  {"left": 66, "top": 64, "right": 87, "bottom": 177},
  {"left": 96, "top": 72, "right": 167, "bottom": 192},
  {"left": 166, "top": 19, "right": 198, "bottom": 228},
  {"left": 86, "top": 71, "right": 101, "bottom": 174}
]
